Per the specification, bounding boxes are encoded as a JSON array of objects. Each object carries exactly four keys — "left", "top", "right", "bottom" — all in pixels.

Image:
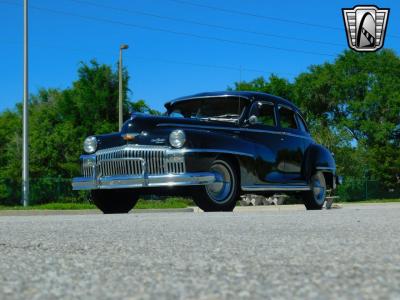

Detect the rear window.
[{"left": 278, "top": 106, "right": 298, "bottom": 129}]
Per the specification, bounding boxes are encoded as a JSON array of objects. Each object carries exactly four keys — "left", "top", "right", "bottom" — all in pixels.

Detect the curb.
[
  {"left": 190, "top": 204, "right": 307, "bottom": 213},
  {"left": 133, "top": 208, "right": 194, "bottom": 214}
]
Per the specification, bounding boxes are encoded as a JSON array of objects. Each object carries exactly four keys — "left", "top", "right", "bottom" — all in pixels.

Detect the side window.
[
  {"left": 278, "top": 106, "right": 298, "bottom": 130},
  {"left": 250, "top": 102, "right": 276, "bottom": 127},
  {"left": 296, "top": 113, "right": 308, "bottom": 133}
]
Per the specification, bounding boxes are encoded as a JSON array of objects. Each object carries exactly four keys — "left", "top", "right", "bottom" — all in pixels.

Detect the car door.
[
  {"left": 276, "top": 105, "right": 306, "bottom": 182},
  {"left": 243, "top": 100, "right": 288, "bottom": 184}
]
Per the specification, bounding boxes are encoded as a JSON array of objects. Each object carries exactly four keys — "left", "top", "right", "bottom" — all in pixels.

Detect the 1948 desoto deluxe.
[{"left": 72, "top": 91, "right": 339, "bottom": 213}]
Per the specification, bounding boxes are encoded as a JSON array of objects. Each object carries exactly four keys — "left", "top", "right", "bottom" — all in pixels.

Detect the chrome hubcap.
[
  {"left": 206, "top": 162, "right": 234, "bottom": 204},
  {"left": 312, "top": 176, "right": 326, "bottom": 205}
]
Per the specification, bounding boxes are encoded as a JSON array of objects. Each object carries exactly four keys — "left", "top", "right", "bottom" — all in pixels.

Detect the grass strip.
[{"left": 0, "top": 197, "right": 192, "bottom": 210}]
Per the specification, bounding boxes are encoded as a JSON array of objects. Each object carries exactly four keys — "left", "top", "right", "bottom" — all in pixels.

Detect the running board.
[{"left": 241, "top": 184, "right": 311, "bottom": 192}]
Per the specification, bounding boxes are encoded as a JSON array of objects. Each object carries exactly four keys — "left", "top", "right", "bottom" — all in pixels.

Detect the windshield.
[{"left": 167, "top": 97, "right": 248, "bottom": 121}]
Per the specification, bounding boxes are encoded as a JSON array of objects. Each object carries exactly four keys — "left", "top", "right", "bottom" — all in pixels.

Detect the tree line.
[
  {"left": 0, "top": 50, "right": 399, "bottom": 204},
  {"left": 232, "top": 49, "right": 400, "bottom": 199}
]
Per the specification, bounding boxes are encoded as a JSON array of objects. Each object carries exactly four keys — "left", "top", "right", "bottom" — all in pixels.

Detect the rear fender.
[{"left": 303, "top": 144, "right": 336, "bottom": 185}]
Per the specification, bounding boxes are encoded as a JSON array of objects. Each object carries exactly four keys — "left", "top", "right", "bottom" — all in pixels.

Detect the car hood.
[{"left": 94, "top": 113, "right": 239, "bottom": 150}]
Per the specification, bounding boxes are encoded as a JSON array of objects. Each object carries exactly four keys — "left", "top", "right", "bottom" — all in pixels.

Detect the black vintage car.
[{"left": 72, "top": 91, "right": 338, "bottom": 213}]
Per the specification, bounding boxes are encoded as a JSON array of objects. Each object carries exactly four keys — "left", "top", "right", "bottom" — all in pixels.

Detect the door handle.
[{"left": 280, "top": 131, "right": 286, "bottom": 141}]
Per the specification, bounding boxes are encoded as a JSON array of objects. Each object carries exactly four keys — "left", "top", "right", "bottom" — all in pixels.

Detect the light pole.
[
  {"left": 22, "top": 0, "right": 29, "bottom": 206},
  {"left": 119, "top": 44, "right": 129, "bottom": 131}
]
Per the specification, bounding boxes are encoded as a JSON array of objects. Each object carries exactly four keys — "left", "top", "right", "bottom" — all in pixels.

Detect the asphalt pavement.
[{"left": 0, "top": 203, "right": 399, "bottom": 300}]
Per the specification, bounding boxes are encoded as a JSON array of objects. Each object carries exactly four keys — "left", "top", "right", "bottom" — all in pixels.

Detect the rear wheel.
[
  {"left": 193, "top": 158, "right": 239, "bottom": 212},
  {"left": 91, "top": 189, "right": 139, "bottom": 214},
  {"left": 302, "top": 172, "right": 326, "bottom": 210}
]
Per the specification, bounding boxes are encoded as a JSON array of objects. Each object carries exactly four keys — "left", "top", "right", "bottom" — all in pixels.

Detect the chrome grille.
[
  {"left": 81, "top": 145, "right": 186, "bottom": 178},
  {"left": 81, "top": 156, "right": 96, "bottom": 178},
  {"left": 82, "top": 164, "right": 94, "bottom": 178}
]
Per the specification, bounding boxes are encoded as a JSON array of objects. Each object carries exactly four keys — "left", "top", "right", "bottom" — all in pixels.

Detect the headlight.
[
  {"left": 83, "top": 136, "right": 97, "bottom": 153},
  {"left": 169, "top": 130, "right": 186, "bottom": 148}
]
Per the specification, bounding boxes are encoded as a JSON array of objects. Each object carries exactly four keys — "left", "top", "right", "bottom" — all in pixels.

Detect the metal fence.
[
  {"left": 337, "top": 178, "right": 400, "bottom": 201},
  {"left": 0, "top": 177, "right": 87, "bottom": 206},
  {"left": 0, "top": 177, "right": 399, "bottom": 205}
]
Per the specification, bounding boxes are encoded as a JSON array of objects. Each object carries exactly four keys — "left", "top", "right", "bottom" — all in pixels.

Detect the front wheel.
[
  {"left": 91, "top": 189, "right": 139, "bottom": 214},
  {"left": 192, "top": 158, "right": 239, "bottom": 212},
  {"left": 302, "top": 172, "right": 326, "bottom": 210}
]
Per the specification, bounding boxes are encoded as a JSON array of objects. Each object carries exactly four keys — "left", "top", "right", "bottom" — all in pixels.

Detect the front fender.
[{"left": 95, "top": 133, "right": 125, "bottom": 151}]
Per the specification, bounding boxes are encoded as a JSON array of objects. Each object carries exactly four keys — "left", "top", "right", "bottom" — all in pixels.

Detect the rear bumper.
[{"left": 72, "top": 172, "right": 216, "bottom": 191}]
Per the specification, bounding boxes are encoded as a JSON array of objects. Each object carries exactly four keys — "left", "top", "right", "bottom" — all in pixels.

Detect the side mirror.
[{"left": 248, "top": 115, "right": 258, "bottom": 125}]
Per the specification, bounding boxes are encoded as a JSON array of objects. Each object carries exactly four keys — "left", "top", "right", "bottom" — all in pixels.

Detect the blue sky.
[{"left": 1, "top": 0, "right": 399, "bottom": 113}]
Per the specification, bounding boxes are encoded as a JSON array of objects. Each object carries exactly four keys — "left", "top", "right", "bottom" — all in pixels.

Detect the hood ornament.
[{"left": 122, "top": 133, "right": 138, "bottom": 141}]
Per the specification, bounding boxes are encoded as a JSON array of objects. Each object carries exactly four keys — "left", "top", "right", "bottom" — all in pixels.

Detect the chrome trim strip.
[
  {"left": 157, "top": 123, "right": 312, "bottom": 140},
  {"left": 167, "top": 148, "right": 255, "bottom": 158},
  {"left": 316, "top": 166, "right": 336, "bottom": 171},
  {"left": 80, "top": 154, "right": 96, "bottom": 160},
  {"left": 241, "top": 184, "right": 311, "bottom": 192},
  {"left": 95, "top": 144, "right": 169, "bottom": 155},
  {"left": 72, "top": 172, "right": 216, "bottom": 190}
]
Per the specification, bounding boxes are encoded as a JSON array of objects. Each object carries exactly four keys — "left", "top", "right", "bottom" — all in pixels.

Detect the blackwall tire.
[
  {"left": 302, "top": 172, "right": 326, "bottom": 210},
  {"left": 192, "top": 158, "right": 239, "bottom": 212},
  {"left": 91, "top": 189, "right": 139, "bottom": 214}
]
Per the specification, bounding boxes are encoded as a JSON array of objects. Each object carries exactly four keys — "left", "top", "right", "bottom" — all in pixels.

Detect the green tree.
[
  {"left": 130, "top": 99, "right": 160, "bottom": 115},
  {"left": 0, "top": 60, "right": 156, "bottom": 205},
  {"left": 295, "top": 50, "right": 400, "bottom": 185},
  {"left": 230, "top": 74, "right": 294, "bottom": 101},
  {"left": 0, "top": 109, "right": 21, "bottom": 204},
  {"left": 232, "top": 50, "right": 400, "bottom": 188}
]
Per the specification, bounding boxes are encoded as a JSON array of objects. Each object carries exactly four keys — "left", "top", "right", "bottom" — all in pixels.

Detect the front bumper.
[
  {"left": 72, "top": 172, "right": 216, "bottom": 190},
  {"left": 72, "top": 145, "right": 219, "bottom": 191}
]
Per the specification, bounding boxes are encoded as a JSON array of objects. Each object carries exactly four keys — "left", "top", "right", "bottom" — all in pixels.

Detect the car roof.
[{"left": 164, "top": 91, "right": 299, "bottom": 111}]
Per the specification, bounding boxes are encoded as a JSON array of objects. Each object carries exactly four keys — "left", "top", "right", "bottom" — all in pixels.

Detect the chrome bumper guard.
[{"left": 72, "top": 154, "right": 216, "bottom": 191}]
